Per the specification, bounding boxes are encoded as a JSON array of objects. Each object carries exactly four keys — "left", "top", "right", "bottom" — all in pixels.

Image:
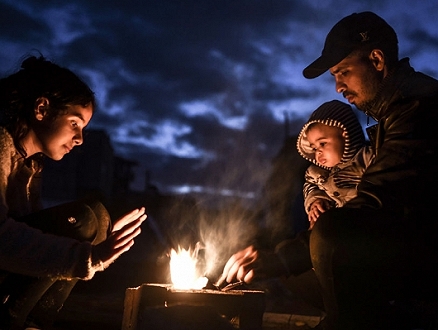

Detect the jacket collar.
[{"left": 362, "top": 58, "right": 413, "bottom": 121}]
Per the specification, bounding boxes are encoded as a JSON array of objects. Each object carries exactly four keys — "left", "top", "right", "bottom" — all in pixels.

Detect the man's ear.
[
  {"left": 34, "top": 97, "right": 49, "bottom": 121},
  {"left": 369, "top": 49, "right": 385, "bottom": 72}
]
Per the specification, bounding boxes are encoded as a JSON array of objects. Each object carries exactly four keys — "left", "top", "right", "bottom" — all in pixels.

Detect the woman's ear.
[{"left": 34, "top": 97, "right": 49, "bottom": 121}]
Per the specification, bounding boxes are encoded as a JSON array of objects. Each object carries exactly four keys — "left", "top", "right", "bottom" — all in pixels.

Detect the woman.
[{"left": 0, "top": 55, "right": 146, "bottom": 329}]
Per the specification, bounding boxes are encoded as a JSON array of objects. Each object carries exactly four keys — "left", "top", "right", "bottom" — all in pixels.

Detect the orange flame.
[{"left": 170, "top": 246, "right": 208, "bottom": 290}]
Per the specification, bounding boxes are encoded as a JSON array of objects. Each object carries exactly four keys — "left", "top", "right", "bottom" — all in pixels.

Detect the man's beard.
[
  {"left": 355, "top": 67, "right": 384, "bottom": 112},
  {"left": 357, "top": 97, "right": 375, "bottom": 113}
]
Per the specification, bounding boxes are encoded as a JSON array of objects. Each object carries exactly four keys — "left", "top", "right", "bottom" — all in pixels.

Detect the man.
[{"left": 219, "top": 11, "right": 438, "bottom": 329}]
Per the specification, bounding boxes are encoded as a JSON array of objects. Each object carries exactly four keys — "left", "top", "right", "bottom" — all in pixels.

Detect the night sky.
[{"left": 1, "top": 0, "right": 438, "bottom": 201}]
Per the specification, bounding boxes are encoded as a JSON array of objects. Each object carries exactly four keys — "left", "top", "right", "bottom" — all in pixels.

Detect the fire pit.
[
  {"left": 122, "top": 283, "right": 265, "bottom": 330},
  {"left": 122, "top": 245, "right": 265, "bottom": 329}
]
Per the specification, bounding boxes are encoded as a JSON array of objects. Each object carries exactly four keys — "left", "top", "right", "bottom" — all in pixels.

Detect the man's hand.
[
  {"left": 217, "top": 244, "right": 288, "bottom": 287},
  {"left": 218, "top": 245, "right": 258, "bottom": 285}
]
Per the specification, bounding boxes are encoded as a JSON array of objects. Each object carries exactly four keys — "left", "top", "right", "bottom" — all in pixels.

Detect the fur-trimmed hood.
[{"left": 297, "top": 100, "right": 365, "bottom": 170}]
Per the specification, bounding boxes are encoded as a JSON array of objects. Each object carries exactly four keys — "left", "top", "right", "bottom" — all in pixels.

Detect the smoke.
[
  {"left": 197, "top": 200, "right": 261, "bottom": 280},
  {"left": 150, "top": 131, "right": 309, "bottom": 283}
]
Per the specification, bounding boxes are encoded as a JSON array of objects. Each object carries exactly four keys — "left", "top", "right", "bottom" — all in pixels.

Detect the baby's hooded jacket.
[{"left": 296, "top": 100, "right": 374, "bottom": 213}]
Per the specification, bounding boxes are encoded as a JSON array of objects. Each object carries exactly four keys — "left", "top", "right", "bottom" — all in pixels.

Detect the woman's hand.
[
  {"left": 112, "top": 207, "right": 147, "bottom": 232},
  {"left": 92, "top": 207, "right": 147, "bottom": 268}
]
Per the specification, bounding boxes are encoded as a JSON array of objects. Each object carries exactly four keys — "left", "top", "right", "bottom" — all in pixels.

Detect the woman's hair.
[{"left": 0, "top": 55, "right": 96, "bottom": 157}]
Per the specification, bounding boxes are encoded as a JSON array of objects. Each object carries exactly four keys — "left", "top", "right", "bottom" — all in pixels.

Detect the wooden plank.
[{"left": 122, "top": 283, "right": 266, "bottom": 330}]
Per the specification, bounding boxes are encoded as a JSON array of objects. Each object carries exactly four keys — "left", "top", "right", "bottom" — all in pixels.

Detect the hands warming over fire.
[
  {"left": 218, "top": 245, "right": 258, "bottom": 285},
  {"left": 91, "top": 207, "right": 147, "bottom": 269},
  {"left": 217, "top": 244, "right": 289, "bottom": 287}
]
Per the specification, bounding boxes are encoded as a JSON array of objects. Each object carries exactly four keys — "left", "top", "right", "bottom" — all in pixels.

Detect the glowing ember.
[{"left": 170, "top": 246, "right": 208, "bottom": 290}]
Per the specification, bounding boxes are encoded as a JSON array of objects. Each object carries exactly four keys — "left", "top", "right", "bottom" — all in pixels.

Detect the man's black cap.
[{"left": 302, "top": 11, "right": 398, "bottom": 79}]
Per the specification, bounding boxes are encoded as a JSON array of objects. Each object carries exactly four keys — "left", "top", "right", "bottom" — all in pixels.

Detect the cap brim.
[
  {"left": 302, "top": 56, "right": 329, "bottom": 79},
  {"left": 303, "top": 48, "right": 351, "bottom": 79},
  {"left": 303, "top": 56, "right": 344, "bottom": 79}
]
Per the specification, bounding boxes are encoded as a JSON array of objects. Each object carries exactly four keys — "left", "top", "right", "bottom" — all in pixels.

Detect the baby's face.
[{"left": 306, "top": 123, "right": 345, "bottom": 167}]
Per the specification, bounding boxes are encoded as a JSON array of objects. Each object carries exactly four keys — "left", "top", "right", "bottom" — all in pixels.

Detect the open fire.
[
  {"left": 169, "top": 246, "right": 208, "bottom": 290},
  {"left": 122, "top": 243, "right": 266, "bottom": 329}
]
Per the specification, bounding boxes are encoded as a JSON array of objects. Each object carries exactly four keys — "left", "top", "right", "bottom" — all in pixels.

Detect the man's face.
[{"left": 329, "top": 52, "right": 383, "bottom": 110}]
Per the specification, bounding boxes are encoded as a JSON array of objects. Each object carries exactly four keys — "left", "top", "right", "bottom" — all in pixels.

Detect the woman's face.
[{"left": 34, "top": 103, "right": 93, "bottom": 160}]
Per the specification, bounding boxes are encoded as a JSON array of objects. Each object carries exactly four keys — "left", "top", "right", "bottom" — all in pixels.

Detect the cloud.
[{"left": 1, "top": 0, "right": 438, "bottom": 197}]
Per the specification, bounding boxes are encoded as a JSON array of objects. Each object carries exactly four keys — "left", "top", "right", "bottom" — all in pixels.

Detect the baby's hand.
[{"left": 308, "top": 199, "right": 332, "bottom": 229}]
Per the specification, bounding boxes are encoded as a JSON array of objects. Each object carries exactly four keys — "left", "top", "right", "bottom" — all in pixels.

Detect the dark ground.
[
  {"left": 53, "top": 289, "right": 324, "bottom": 330},
  {"left": 52, "top": 264, "right": 438, "bottom": 330}
]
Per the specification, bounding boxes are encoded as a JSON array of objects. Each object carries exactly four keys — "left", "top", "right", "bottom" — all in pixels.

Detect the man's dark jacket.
[{"left": 273, "top": 58, "right": 438, "bottom": 277}]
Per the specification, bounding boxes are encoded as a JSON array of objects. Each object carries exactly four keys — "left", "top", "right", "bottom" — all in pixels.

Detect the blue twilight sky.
[{"left": 1, "top": 0, "right": 438, "bottom": 200}]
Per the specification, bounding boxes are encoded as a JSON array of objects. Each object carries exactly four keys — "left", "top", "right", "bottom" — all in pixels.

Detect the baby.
[{"left": 297, "top": 100, "right": 374, "bottom": 229}]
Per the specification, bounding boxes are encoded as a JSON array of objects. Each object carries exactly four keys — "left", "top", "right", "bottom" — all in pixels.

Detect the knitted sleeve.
[{"left": 0, "top": 128, "right": 101, "bottom": 280}]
